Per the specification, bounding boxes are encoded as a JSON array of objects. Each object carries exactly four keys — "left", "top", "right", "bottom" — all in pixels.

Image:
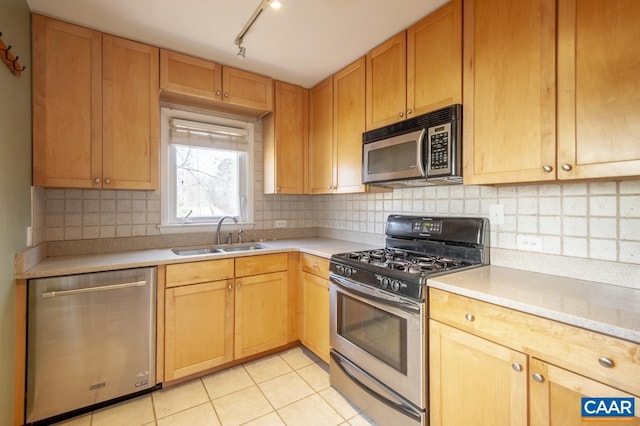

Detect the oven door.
[
  {"left": 362, "top": 129, "right": 426, "bottom": 184},
  {"left": 329, "top": 273, "right": 426, "bottom": 409}
]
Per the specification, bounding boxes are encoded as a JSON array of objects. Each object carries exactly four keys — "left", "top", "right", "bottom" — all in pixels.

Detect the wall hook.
[{"left": 0, "top": 32, "right": 24, "bottom": 76}]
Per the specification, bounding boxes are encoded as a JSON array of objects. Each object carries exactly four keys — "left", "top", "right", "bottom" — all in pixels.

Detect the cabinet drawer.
[
  {"left": 429, "top": 288, "right": 640, "bottom": 396},
  {"left": 235, "top": 253, "right": 288, "bottom": 277},
  {"left": 166, "top": 259, "right": 234, "bottom": 288},
  {"left": 300, "top": 254, "right": 330, "bottom": 279}
]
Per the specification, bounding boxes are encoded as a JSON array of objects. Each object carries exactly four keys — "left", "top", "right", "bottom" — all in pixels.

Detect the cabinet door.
[
  {"left": 32, "top": 15, "right": 103, "bottom": 189},
  {"left": 235, "top": 272, "right": 288, "bottom": 358},
  {"left": 530, "top": 358, "right": 640, "bottom": 426},
  {"left": 407, "top": 0, "right": 462, "bottom": 116},
  {"left": 103, "top": 35, "right": 159, "bottom": 190},
  {"left": 309, "top": 76, "right": 335, "bottom": 194},
  {"left": 334, "top": 58, "right": 367, "bottom": 193},
  {"left": 160, "top": 49, "right": 222, "bottom": 101},
  {"left": 429, "top": 320, "right": 528, "bottom": 426},
  {"left": 164, "top": 279, "right": 234, "bottom": 381},
  {"left": 463, "top": 0, "right": 557, "bottom": 185},
  {"left": 557, "top": 0, "right": 640, "bottom": 180},
  {"left": 300, "top": 271, "right": 330, "bottom": 363},
  {"left": 366, "top": 32, "right": 407, "bottom": 130},
  {"left": 222, "top": 66, "right": 273, "bottom": 112}
]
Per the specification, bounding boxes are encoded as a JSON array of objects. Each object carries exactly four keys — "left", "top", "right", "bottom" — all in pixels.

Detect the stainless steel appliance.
[
  {"left": 26, "top": 267, "right": 157, "bottom": 425},
  {"left": 329, "top": 215, "right": 489, "bottom": 425},
  {"left": 362, "top": 104, "right": 462, "bottom": 187}
]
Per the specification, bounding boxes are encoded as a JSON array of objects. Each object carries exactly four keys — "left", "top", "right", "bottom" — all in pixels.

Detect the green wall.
[{"left": 0, "top": 0, "right": 31, "bottom": 423}]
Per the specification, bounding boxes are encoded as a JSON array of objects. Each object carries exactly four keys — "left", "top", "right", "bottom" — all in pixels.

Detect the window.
[{"left": 160, "top": 108, "right": 254, "bottom": 228}]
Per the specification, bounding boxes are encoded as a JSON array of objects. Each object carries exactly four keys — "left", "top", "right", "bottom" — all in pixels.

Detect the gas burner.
[{"left": 386, "top": 261, "right": 407, "bottom": 271}]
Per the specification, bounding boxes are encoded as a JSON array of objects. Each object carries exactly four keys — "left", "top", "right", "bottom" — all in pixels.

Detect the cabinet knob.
[
  {"left": 542, "top": 165, "right": 553, "bottom": 173},
  {"left": 104, "top": 178, "right": 111, "bottom": 184},
  {"left": 561, "top": 163, "right": 573, "bottom": 171},
  {"left": 399, "top": 112, "right": 404, "bottom": 118},
  {"left": 512, "top": 363, "right": 523, "bottom": 372},
  {"left": 216, "top": 90, "right": 222, "bottom": 96},
  {"left": 224, "top": 92, "right": 229, "bottom": 98},
  {"left": 532, "top": 373, "right": 545, "bottom": 383},
  {"left": 276, "top": 186, "right": 281, "bottom": 192},
  {"left": 465, "top": 313, "right": 475, "bottom": 322},
  {"left": 237, "top": 282, "right": 241, "bottom": 289},
  {"left": 407, "top": 108, "right": 413, "bottom": 115},
  {"left": 598, "top": 357, "right": 614, "bottom": 368},
  {"left": 312, "top": 263, "right": 319, "bottom": 269},
  {"left": 93, "top": 178, "right": 101, "bottom": 184},
  {"left": 227, "top": 283, "right": 233, "bottom": 291}
]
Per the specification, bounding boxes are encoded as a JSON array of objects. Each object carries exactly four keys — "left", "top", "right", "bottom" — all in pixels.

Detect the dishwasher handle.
[{"left": 41, "top": 280, "right": 147, "bottom": 298}]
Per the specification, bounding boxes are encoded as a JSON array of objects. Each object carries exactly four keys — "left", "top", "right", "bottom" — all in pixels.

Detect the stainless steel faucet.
[{"left": 216, "top": 216, "right": 239, "bottom": 244}]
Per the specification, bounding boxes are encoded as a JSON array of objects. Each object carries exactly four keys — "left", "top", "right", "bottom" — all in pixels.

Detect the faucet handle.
[
  {"left": 226, "top": 232, "right": 233, "bottom": 244},
  {"left": 238, "top": 230, "right": 244, "bottom": 244}
]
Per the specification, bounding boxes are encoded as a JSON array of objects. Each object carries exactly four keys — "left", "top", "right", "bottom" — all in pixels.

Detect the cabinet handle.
[
  {"left": 512, "top": 363, "right": 523, "bottom": 372},
  {"left": 542, "top": 165, "right": 553, "bottom": 173},
  {"left": 104, "top": 178, "right": 111, "bottom": 184},
  {"left": 407, "top": 108, "right": 413, "bottom": 115},
  {"left": 399, "top": 112, "right": 404, "bottom": 118},
  {"left": 224, "top": 92, "right": 229, "bottom": 98},
  {"left": 93, "top": 178, "right": 101, "bottom": 184},
  {"left": 227, "top": 283, "right": 233, "bottom": 291},
  {"left": 465, "top": 313, "right": 475, "bottom": 322},
  {"left": 312, "top": 263, "right": 319, "bottom": 269},
  {"left": 598, "top": 357, "right": 614, "bottom": 368},
  {"left": 216, "top": 90, "right": 221, "bottom": 96},
  {"left": 276, "top": 186, "right": 281, "bottom": 192},
  {"left": 237, "top": 282, "right": 241, "bottom": 290},
  {"left": 561, "top": 163, "right": 573, "bottom": 171},
  {"left": 532, "top": 373, "right": 545, "bottom": 383}
]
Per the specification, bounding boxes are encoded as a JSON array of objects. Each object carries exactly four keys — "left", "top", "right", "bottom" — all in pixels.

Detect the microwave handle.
[{"left": 416, "top": 128, "right": 427, "bottom": 176}]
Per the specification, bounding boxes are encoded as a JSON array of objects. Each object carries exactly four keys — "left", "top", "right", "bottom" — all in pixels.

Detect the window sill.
[{"left": 157, "top": 222, "right": 256, "bottom": 235}]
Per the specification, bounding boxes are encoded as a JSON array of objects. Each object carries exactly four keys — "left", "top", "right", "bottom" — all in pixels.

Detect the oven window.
[
  {"left": 336, "top": 292, "right": 408, "bottom": 374},
  {"left": 367, "top": 141, "right": 417, "bottom": 175}
]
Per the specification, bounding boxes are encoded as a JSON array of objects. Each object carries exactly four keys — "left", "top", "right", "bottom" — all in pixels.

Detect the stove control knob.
[
  {"left": 380, "top": 277, "right": 390, "bottom": 288},
  {"left": 344, "top": 267, "right": 353, "bottom": 277},
  {"left": 391, "top": 280, "right": 401, "bottom": 292},
  {"left": 336, "top": 265, "right": 345, "bottom": 275}
]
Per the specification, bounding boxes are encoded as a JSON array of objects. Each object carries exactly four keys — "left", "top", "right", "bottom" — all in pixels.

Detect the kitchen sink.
[{"left": 171, "top": 243, "right": 267, "bottom": 256}]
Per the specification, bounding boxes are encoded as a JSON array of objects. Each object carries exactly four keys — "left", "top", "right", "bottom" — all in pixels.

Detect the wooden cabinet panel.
[
  {"left": 300, "top": 253, "right": 330, "bottom": 278},
  {"left": 103, "top": 35, "right": 159, "bottom": 190},
  {"left": 160, "top": 49, "right": 222, "bottom": 101},
  {"left": 463, "top": 0, "right": 557, "bottom": 185},
  {"left": 32, "top": 14, "right": 102, "bottom": 189},
  {"left": 235, "top": 271, "right": 288, "bottom": 358},
  {"left": 366, "top": 32, "right": 407, "bottom": 130},
  {"left": 309, "top": 76, "right": 335, "bottom": 194},
  {"left": 263, "top": 81, "right": 309, "bottom": 194},
  {"left": 164, "top": 279, "right": 234, "bottom": 381},
  {"left": 407, "top": 0, "right": 462, "bottom": 116},
  {"left": 235, "top": 253, "right": 289, "bottom": 277},
  {"left": 222, "top": 66, "right": 273, "bottom": 112},
  {"left": 300, "top": 271, "right": 330, "bottom": 363},
  {"left": 530, "top": 358, "right": 640, "bottom": 425},
  {"left": 557, "top": 0, "right": 640, "bottom": 180},
  {"left": 165, "top": 259, "right": 234, "bottom": 288},
  {"left": 429, "top": 320, "right": 528, "bottom": 426}
]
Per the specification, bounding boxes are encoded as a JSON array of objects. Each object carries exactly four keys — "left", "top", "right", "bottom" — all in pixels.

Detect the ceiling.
[{"left": 26, "top": 0, "right": 448, "bottom": 88}]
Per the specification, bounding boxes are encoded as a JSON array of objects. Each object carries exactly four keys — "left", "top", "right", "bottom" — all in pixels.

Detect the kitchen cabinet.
[
  {"left": 32, "top": 14, "right": 159, "bottom": 190},
  {"left": 299, "top": 254, "right": 330, "bottom": 363},
  {"left": 429, "top": 288, "right": 640, "bottom": 425},
  {"left": 556, "top": 0, "right": 640, "bottom": 180},
  {"left": 429, "top": 320, "right": 528, "bottom": 425},
  {"left": 263, "top": 81, "right": 309, "bottom": 194},
  {"left": 308, "top": 76, "right": 335, "bottom": 194},
  {"left": 235, "top": 253, "right": 290, "bottom": 358},
  {"left": 164, "top": 259, "right": 235, "bottom": 381},
  {"left": 159, "top": 49, "right": 273, "bottom": 116},
  {"left": 365, "top": 0, "right": 462, "bottom": 130}
]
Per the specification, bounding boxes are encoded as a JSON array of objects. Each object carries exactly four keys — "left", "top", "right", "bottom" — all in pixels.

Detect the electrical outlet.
[
  {"left": 517, "top": 235, "right": 542, "bottom": 252},
  {"left": 489, "top": 204, "right": 504, "bottom": 225},
  {"left": 26, "top": 226, "right": 33, "bottom": 246},
  {"left": 275, "top": 219, "right": 287, "bottom": 228}
]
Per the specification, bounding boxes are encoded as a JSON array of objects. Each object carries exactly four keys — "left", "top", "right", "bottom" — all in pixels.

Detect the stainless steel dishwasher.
[{"left": 26, "top": 267, "right": 157, "bottom": 424}]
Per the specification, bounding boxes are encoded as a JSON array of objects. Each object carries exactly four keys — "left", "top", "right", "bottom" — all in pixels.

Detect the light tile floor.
[{"left": 55, "top": 347, "right": 377, "bottom": 426}]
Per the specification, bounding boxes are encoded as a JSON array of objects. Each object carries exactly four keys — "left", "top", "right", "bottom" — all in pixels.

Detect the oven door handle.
[
  {"left": 331, "top": 351, "right": 423, "bottom": 421},
  {"left": 330, "top": 273, "right": 421, "bottom": 315}
]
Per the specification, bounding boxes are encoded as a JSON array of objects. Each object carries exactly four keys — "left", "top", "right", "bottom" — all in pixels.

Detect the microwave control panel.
[{"left": 427, "top": 122, "right": 452, "bottom": 175}]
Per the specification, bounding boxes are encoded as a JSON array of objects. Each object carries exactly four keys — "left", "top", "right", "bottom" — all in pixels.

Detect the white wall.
[{"left": 0, "top": 0, "right": 31, "bottom": 422}]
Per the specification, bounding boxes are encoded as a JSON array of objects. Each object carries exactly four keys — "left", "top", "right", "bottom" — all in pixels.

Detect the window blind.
[{"left": 170, "top": 118, "right": 249, "bottom": 152}]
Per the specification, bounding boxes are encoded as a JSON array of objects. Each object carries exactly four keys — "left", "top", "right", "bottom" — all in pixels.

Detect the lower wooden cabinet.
[
  {"left": 429, "top": 320, "right": 528, "bottom": 426},
  {"left": 164, "top": 279, "right": 234, "bottom": 381},
  {"left": 299, "top": 254, "right": 330, "bottom": 363}
]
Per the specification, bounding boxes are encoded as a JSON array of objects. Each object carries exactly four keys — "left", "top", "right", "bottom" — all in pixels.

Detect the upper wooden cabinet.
[
  {"left": 263, "top": 81, "right": 309, "bottom": 194},
  {"left": 366, "top": 0, "right": 462, "bottom": 131},
  {"left": 160, "top": 49, "right": 273, "bottom": 116},
  {"left": 556, "top": 0, "right": 640, "bottom": 180},
  {"left": 309, "top": 76, "right": 335, "bottom": 194},
  {"left": 32, "top": 14, "right": 159, "bottom": 190},
  {"left": 464, "top": 0, "right": 640, "bottom": 185}
]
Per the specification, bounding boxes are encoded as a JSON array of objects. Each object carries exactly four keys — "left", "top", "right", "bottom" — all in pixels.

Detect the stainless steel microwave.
[{"left": 362, "top": 104, "right": 462, "bottom": 187}]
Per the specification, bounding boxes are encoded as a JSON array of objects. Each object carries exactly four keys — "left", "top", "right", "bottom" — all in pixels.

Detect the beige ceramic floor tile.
[
  {"left": 92, "top": 395, "right": 155, "bottom": 426},
  {"left": 242, "top": 411, "right": 286, "bottom": 426},
  {"left": 277, "top": 394, "right": 344, "bottom": 426},
  {"left": 278, "top": 346, "right": 319, "bottom": 370},
  {"left": 244, "top": 354, "right": 293, "bottom": 383},
  {"left": 153, "top": 379, "right": 210, "bottom": 419},
  {"left": 52, "top": 413, "right": 92, "bottom": 426},
  {"left": 296, "top": 362, "right": 330, "bottom": 392},
  {"left": 202, "top": 365, "right": 254, "bottom": 399},
  {"left": 319, "top": 387, "right": 362, "bottom": 420},
  {"left": 212, "top": 385, "right": 274, "bottom": 426},
  {"left": 258, "top": 371, "right": 315, "bottom": 409},
  {"left": 156, "top": 402, "right": 220, "bottom": 426},
  {"left": 347, "top": 413, "right": 378, "bottom": 425}
]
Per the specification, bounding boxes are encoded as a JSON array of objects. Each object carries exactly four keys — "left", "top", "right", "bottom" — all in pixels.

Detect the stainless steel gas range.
[{"left": 329, "top": 215, "right": 489, "bottom": 425}]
